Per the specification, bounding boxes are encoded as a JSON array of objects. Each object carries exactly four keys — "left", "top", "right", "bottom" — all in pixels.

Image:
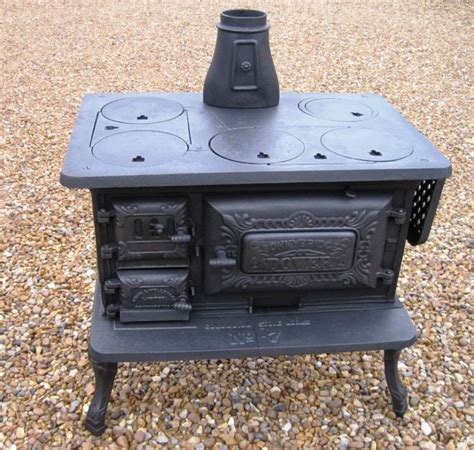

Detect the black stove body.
[
  {"left": 63, "top": 92, "right": 449, "bottom": 323},
  {"left": 61, "top": 9, "right": 450, "bottom": 436}
]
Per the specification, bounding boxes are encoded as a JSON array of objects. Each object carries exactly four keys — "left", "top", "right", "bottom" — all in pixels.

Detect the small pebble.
[
  {"left": 116, "top": 436, "right": 128, "bottom": 448},
  {"left": 270, "top": 386, "right": 282, "bottom": 399},
  {"left": 134, "top": 430, "right": 145, "bottom": 443},
  {"left": 421, "top": 420, "right": 432, "bottom": 436},
  {"left": 157, "top": 432, "right": 169, "bottom": 444}
]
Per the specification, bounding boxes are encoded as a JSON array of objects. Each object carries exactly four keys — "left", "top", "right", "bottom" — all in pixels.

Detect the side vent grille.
[{"left": 408, "top": 179, "right": 445, "bottom": 246}]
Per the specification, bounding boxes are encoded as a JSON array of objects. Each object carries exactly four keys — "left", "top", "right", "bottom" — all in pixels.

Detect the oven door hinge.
[
  {"left": 97, "top": 209, "right": 115, "bottom": 224},
  {"left": 376, "top": 269, "right": 395, "bottom": 285},
  {"left": 100, "top": 243, "right": 119, "bottom": 259},
  {"left": 104, "top": 278, "right": 121, "bottom": 294},
  {"left": 105, "top": 303, "right": 120, "bottom": 318},
  {"left": 386, "top": 208, "right": 406, "bottom": 225}
]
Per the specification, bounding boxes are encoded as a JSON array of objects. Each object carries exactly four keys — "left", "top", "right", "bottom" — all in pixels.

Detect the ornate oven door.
[{"left": 203, "top": 193, "right": 399, "bottom": 295}]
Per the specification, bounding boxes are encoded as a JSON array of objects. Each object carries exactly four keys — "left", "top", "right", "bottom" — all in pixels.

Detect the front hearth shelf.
[
  {"left": 85, "top": 282, "right": 416, "bottom": 435},
  {"left": 90, "top": 284, "right": 416, "bottom": 361}
]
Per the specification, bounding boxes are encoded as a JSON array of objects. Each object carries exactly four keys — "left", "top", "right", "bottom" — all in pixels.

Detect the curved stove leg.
[
  {"left": 85, "top": 360, "right": 118, "bottom": 436},
  {"left": 384, "top": 349, "right": 408, "bottom": 418}
]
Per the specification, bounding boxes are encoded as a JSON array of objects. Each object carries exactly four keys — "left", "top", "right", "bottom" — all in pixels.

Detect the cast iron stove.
[{"left": 60, "top": 9, "right": 451, "bottom": 435}]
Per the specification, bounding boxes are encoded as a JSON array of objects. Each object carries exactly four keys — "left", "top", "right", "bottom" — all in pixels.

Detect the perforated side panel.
[{"left": 408, "top": 179, "right": 445, "bottom": 246}]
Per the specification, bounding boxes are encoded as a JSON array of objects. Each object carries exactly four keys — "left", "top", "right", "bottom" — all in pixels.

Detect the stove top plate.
[
  {"left": 61, "top": 92, "right": 451, "bottom": 188},
  {"left": 210, "top": 128, "right": 305, "bottom": 164},
  {"left": 101, "top": 97, "right": 184, "bottom": 124},
  {"left": 299, "top": 97, "right": 375, "bottom": 122},
  {"left": 93, "top": 130, "right": 188, "bottom": 167},
  {"left": 321, "top": 128, "right": 413, "bottom": 162}
]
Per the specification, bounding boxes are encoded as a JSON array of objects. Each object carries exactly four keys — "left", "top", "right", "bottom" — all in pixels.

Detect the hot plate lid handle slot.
[{"left": 209, "top": 248, "right": 237, "bottom": 268}]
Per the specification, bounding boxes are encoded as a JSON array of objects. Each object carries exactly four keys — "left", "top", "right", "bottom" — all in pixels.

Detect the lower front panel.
[
  {"left": 92, "top": 183, "right": 414, "bottom": 323},
  {"left": 90, "top": 283, "right": 417, "bottom": 362}
]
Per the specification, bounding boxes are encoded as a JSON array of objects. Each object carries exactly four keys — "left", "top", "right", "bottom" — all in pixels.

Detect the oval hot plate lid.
[
  {"left": 299, "top": 98, "right": 375, "bottom": 122},
  {"left": 210, "top": 128, "right": 305, "bottom": 164},
  {"left": 101, "top": 97, "right": 184, "bottom": 124},
  {"left": 92, "top": 131, "right": 188, "bottom": 167},
  {"left": 321, "top": 128, "right": 413, "bottom": 162}
]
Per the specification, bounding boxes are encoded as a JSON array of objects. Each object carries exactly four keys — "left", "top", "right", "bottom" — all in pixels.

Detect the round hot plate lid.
[
  {"left": 101, "top": 97, "right": 184, "bottom": 124},
  {"left": 92, "top": 131, "right": 188, "bottom": 167},
  {"left": 299, "top": 97, "right": 376, "bottom": 122},
  {"left": 321, "top": 128, "right": 413, "bottom": 162},
  {"left": 210, "top": 128, "right": 305, "bottom": 164}
]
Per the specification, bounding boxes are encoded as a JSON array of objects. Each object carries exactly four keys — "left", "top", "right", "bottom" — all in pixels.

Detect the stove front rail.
[{"left": 85, "top": 282, "right": 415, "bottom": 435}]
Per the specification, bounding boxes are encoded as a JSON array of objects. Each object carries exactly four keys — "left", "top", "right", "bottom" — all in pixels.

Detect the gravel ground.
[{"left": 2, "top": 0, "right": 473, "bottom": 448}]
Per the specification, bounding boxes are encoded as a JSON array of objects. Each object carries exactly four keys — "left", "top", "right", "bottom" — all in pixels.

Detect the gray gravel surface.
[{"left": 2, "top": 0, "right": 473, "bottom": 448}]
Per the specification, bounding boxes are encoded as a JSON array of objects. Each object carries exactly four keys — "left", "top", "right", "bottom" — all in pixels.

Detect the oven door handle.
[{"left": 209, "top": 249, "right": 237, "bottom": 268}]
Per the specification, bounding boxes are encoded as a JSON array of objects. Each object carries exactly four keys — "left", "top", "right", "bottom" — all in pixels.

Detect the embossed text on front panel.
[{"left": 241, "top": 230, "right": 356, "bottom": 274}]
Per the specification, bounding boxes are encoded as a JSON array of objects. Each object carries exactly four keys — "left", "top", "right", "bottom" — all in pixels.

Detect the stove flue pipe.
[{"left": 203, "top": 9, "right": 279, "bottom": 108}]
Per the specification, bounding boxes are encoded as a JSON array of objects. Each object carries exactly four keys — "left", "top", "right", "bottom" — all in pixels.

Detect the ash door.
[{"left": 203, "top": 193, "right": 398, "bottom": 294}]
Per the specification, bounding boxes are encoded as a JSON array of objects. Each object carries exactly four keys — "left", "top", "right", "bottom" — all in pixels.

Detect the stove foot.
[
  {"left": 85, "top": 360, "right": 118, "bottom": 436},
  {"left": 384, "top": 349, "right": 408, "bottom": 418}
]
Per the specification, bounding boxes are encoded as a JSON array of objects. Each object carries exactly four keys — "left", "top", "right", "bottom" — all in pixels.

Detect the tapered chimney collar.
[
  {"left": 218, "top": 9, "right": 269, "bottom": 32},
  {"left": 203, "top": 9, "right": 280, "bottom": 109}
]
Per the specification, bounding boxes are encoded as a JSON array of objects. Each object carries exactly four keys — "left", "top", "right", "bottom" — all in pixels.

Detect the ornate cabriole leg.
[
  {"left": 384, "top": 349, "right": 408, "bottom": 417},
  {"left": 85, "top": 360, "right": 118, "bottom": 435}
]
